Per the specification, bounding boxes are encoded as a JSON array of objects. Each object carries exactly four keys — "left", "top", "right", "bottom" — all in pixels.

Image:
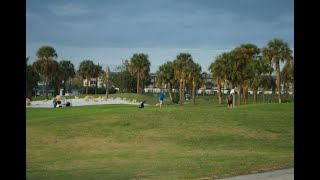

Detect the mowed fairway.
[{"left": 26, "top": 100, "right": 293, "bottom": 179}]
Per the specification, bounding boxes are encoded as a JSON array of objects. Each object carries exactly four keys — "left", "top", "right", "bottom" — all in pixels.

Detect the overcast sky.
[{"left": 26, "top": 0, "right": 294, "bottom": 73}]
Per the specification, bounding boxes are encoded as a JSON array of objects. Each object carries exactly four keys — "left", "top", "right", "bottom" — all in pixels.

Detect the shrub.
[{"left": 172, "top": 93, "right": 179, "bottom": 104}]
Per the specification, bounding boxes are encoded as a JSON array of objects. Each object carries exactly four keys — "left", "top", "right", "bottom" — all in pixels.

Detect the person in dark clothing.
[
  {"left": 227, "top": 94, "right": 233, "bottom": 108},
  {"left": 138, "top": 100, "right": 146, "bottom": 108},
  {"left": 53, "top": 98, "right": 57, "bottom": 108}
]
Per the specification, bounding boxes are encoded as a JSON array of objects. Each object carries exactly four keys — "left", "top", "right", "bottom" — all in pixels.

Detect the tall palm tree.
[
  {"left": 128, "top": 53, "right": 151, "bottom": 94},
  {"left": 59, "top": 60, "right": 76, "bottom": 93},
  {"left": 233, "top": 44, "right": 260, "bottom": 106},
  {"left": 92, "top": 64, "right": 103, "bottom": 94},
  {"left": 185, "top": 62, "right": 202, "bottom": 105},
  {"left": 78, "top": 60, "right": 95, "bottom": 94},
  {"left": 201, "top": 72, "right": 208, "bottom": 96},
  {"left": 156, "top": 61, "right": 175, "bottom": 101},
  {"left": 262, "top": 38, "right": 293, "bottom": 103},
  {"left": 246, "top": 57, "right": 274, "bottom": 104},
  {"left": 33, "top": 46, "right": 58, "bottom": 99},
  {"left": 173, "top": 53, "right": 194, "bottom": 105},
  {"left": 208, "top": 55, "right": 226, "bottom": 104},
  {"left": 281, "top": 59, "right": 294, "bottom": 99},
  {"left": 105, "top": 66, "right": 111, "bottom": 98}
]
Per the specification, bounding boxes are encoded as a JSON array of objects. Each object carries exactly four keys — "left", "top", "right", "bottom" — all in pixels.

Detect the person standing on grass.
[
  {"left": 159, "top": 90, "right": 164, "bottom": 108},
  {"left": 226, "top": 94, "right": 233, "bottom": 108}
]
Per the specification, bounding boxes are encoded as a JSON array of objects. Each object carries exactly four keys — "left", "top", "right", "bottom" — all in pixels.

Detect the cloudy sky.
[{"left": 26, "top": 0, "right": 294, "bottom": 73}]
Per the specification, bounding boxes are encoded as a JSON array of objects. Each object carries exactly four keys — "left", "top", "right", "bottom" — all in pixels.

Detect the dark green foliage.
[
  {"left": 172, "top": 92, "right": 180, "bottom": 103},
  {"left": 111, "top": 61, "right": 137, "bottom": 93},
  {"left": 26, "top": 57, "right": 40, "bottom": 100}
]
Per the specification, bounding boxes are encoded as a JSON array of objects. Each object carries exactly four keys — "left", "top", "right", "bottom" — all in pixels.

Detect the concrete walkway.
[{"left": 217, "top": 168, "right": 294, "bottom": 180}]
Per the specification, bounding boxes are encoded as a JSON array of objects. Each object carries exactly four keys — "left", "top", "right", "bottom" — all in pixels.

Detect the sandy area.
[{"left": 27, "top": 98, "right": 141, "bottom": 108}]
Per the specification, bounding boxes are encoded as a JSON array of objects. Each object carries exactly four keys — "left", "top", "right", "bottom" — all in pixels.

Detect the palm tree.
[
  {"left": 78, "top": 60, "right": 95, "bottom": 94},
  {"left": 185, "top": 62, "right": 202, "bottom": 105},
  {"left": 262, "top": 38, "right": 293, "bottom": 103},
  {"left": 208, "top": 55, "right": 226, "bottom": 104},
  {"left": 105, "top": 66, "right": 111, "bottom": 98},
  {"left": 33, "top": 46, "right": 58, "bottom": 99},
  {"left": 246, "top": 57, "right": 274, "bottom": 104},
  {"left": 233, "top": 44, "right": 260, "bottom": 106},
  {"left": 156, "top": 61, "right": 175, "bottom": 101},
  {"left": 201, "top": 72, "right": 208, "bottom": 96},
  {"left": 128, "top": 53, "right": 151, "bottom": 94},
  {"left": 59, "top": 60, "right": 76, "bottom": 93},
  {"left": 92, "top": 64, "right": 103, "bottom": 94},
  {"left": 173, "top": 53, "right": 194, "bottom": 105},
  {"left": 281, "top": 59, "right": 294, "bottom": 100}
]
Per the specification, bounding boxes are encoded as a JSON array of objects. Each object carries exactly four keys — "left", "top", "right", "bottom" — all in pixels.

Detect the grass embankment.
[{"left": 26, "top": 97, "right": 293, "bottom": 179}]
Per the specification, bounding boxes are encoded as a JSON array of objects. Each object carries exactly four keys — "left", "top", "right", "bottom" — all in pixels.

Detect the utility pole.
[{"left": 106, "top": 66, "right": 110, "bottom": 98}]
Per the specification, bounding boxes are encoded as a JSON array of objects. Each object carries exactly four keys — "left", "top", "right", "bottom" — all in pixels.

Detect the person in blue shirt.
[{"left": 159, "top": 91, "right": 164, "bottom": 108}]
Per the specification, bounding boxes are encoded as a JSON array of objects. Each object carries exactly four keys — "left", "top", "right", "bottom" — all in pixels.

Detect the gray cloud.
[{"left": 27, "top": 0, "right": 293, "bottom": 72}]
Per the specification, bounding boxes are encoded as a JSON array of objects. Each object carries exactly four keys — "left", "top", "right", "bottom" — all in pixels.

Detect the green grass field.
[{"left": 26, "top": 96, "right": 294, "bottom": 179}]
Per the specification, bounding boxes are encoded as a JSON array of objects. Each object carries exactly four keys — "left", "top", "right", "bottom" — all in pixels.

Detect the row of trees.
[
  {"left": 26, "top": 38, "right": 294, "bottom": 106},
  {"left": 25, "top": 46, "right": 152, "bottom": 100},
  {"left": 155, "top": 38, "right": 294, "bottom": 106}
]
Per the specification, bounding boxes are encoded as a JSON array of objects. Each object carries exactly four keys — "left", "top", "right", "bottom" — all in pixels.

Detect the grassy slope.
[{"left": 26, "top": 98, "right": 293, "bottom": 179}]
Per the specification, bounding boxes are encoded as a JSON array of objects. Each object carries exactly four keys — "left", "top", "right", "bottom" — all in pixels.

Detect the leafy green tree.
[
  {"left": 33, "top": 46, "right": 58, "bottom": 99},
  {"left": 128, "top": 53, "right": 151, "bottom": 94},
  {"left": 78, "top": 60, "right": 95, "bottom": 94},
  {"left": 173, "top": 53, "right": 194, "bottom": 105},
  {"left": 281, "top": 59, "right": 294, "bottom": 99},
  {"left": 185, "top": 62, "right": 202, "bottom": 105},
  {"left": 201, "top": 72, "right": 208, "bottom": 96},
  {"left": 213, "top": 51, "right": 238, "bottom": 107},
  {"left": 92, "top": 64, "right": 103, "bottom": 94},
  {"left": 246, "top": 56, "right": 274, "bottom": 104},
  {"left": 262, "top": 38, "right": 293, "bottom": 103},
  {"left": 156, "top": 61, "right": 175, "bottom": 101},
  {"left": 233, "top": 44, "right": 260, "bottom": 106},
  {"left": 209, "top": 55, "right": 226, "bottom": 104},
  {"left": 59, "top": 60, "right": 76, "bottom": 93},
  {"left": 112, "top": 60, "right": 137, "bottom": 93},
  {"left": 26, "top": 57, "right": 40, "bottom": 100}
]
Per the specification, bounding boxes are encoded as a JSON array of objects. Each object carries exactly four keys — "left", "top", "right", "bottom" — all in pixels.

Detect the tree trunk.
[
  {"left": 222, "top": 83, "right": 225, "bottom": 99},
  {"left": 182, "top": 80, "right": 186, "bottom": 103},
  {"left": 106, "top": 78, "right": 109, "bottom": 98},
  {"left": 45, "top": 76, "right": 49, "bottom": 99},
  {"left": 262, "top": 87, "right": 265, "bottom": 103},
  {"left": 253, "top": 89, "right": 257, "bottom": 104},
  {"left": 168, "top": 82, "right": 173, "bottom": 101},
  {"left": 63, "top": 79, "right": 67, "bottom": 94},
  {"left": 192, "top": 78, "right": 196, "bottom": 105},
  {"left": 137, "top": 72, "right": 140, "bottom": 94},
  {"left": 179, "top": 78, "right": 183, "bottom": 105},
  {"left": 243, "top": 87, "right": 247, "bottom": 105},
  {"left": 95, "top": 78, "right": 98, "bottom": 94},
  {"left": 218, "top": 80, "right": 222, "bottom": 104},
  {"left": 86, "top": 78, "right": 89, "bottom": 94},
  {"left": 276, "top": 62, "right": 282, "bottom": 103},
  {"left": 237, "top": 84, "right": 242, "bottom": 106}
]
